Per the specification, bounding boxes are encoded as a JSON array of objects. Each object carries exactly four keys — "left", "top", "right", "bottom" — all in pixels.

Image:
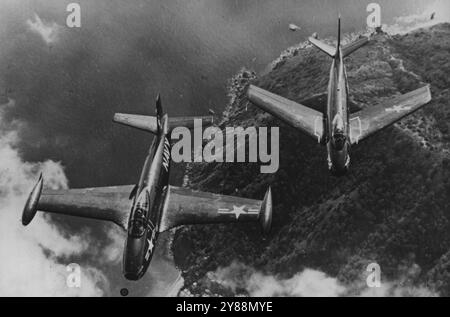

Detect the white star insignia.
[{"left": 230, "top": 205, "right": 246, "bottom": 219}]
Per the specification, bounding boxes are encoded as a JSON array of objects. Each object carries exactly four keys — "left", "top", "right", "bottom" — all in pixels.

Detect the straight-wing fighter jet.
[
  {"left": 247, "top": 18, "right": 432, "bottom": 175},
  {"left": 22, "top": 96, "right": 273, "bottom": 281}
]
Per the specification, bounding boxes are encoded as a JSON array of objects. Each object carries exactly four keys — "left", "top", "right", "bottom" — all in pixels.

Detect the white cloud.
[
  {"left": 359, "top": 283, "right": 436, "bottom": 297},
  {"left": 100, "top": 225, "right": 125, "bottom": 265},
  {"left": 209, "top": 261, "right": 345, "bottom": 297},
  {"left": 385, "top": 0, "right": 450, "bottom": 35},
  {"left": 26, "top": 13, "right": 61, "bottom": 45},
  {"left": 0, "top": 107, "right": 107, "bottom": 296},
  {"left": 247, "top": 269, "right": 345, "bottom": 297},
  {"left": 208, "top": 261, "right": 438, "bottom": 297}
]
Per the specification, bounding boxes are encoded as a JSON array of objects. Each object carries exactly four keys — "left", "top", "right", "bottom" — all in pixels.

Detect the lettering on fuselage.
[{"left": 162, "top": 137, "right": 171, "bottom": 172}]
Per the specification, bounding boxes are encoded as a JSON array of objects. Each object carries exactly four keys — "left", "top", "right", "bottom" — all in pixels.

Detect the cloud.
[
  {"left": 26, "top": 13, "right": 61, "bottom": 45},
  {"left": 359, "top": 283, "right": 436, "bottom": 297},
  {"left": 0, "top": 106, "right": 108, "bottom": 296},
  {"left": 247, "top": 269, "right": 346, "bottom": 297},
  {"left": 209, "top": 261, "right": 345, "bottom": 297},
  {"left": 208, "top": 261, "right": 438, "bottom": 297},
  {"left": 385, "top": 0, "right": 450, "bottom": 35},
  {"left": 99, "top": 226, "right": 125, "bottom": 265}
]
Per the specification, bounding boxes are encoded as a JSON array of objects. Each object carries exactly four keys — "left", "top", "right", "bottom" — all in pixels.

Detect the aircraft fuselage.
[
  {"left": 326, "top": 49, "right": 351, "bottom": 176},
  {"left": 123, "top": 119, "right": 171, "bottom": 280}
]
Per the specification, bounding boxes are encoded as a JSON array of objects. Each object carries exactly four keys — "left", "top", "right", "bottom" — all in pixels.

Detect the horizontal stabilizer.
[
  {"left": 341, "top": 37, "right": 369, "bottom": 58},
  {"left": 308, "top": 37, "right": 336, "bottom": 58},
  {"left": 350, "top": 85, "right": 432, "bottom": 144},
  {"left": 113, "top": 114, "right": 214, "bottom": 134}
]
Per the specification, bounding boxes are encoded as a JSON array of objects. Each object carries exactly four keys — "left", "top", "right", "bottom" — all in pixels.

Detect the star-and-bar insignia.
[
  {"left": 218, "top": 205, "right": 259, "bottom": 219},
  {"left": 385, "top": 104, "right": 412, "bottom": 113}
]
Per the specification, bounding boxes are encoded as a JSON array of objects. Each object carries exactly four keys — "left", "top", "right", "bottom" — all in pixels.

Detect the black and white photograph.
[{"left": 0, "top": 0, "right": 449, "bottom": 300}]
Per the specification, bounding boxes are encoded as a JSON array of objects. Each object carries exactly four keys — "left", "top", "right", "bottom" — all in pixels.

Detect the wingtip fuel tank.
[
  {"left": 259, "top": 187, "right": 273, "bottom": 235},
  {"left": 22, "top": 173, "right": 43, "bottom": 226}
]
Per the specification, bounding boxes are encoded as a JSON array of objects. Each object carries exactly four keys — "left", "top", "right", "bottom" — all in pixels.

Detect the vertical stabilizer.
[
  {"left": 156, "top": 94, "right": 162, "bottom": 134},
  {"left": 337, "top": 16, "right": 341, "bottom": 56}
]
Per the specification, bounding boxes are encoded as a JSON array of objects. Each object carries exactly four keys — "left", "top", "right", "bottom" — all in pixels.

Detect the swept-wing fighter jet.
[
  {"left": 247, "top": 18, "right": 432, "bottom": 175},
  {"left": 22, "top": 95, "right": 273, "bottom": 281}
]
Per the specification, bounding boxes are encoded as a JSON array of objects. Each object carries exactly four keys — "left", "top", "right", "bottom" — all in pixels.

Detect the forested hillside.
[{"left": 173, "top": 23, "right": 450, "bottom": 297}]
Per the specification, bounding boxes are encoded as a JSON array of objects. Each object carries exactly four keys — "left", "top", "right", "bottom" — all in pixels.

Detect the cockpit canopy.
[
  {"left": 129, "top": 190, "right": 152, "bottom": 238},
  {"left": 332, "top": 114, "right": 347, "bottom": 151},
  {"left": 130, "top": 208, "right": 146, "bottom": 238},
  {"left": 333, "top": 133, "right": 347, "bottom": 151}
]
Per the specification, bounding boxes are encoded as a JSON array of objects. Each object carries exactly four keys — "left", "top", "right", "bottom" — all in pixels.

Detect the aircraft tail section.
[
  {"left": 113, "top": 114, "right": 214, "bottom": 134},
  {"left": 114, "top": 93, "right": 214, "bottom": 134},
  {"left": 308, "top": 17, "right": 340, "bottom": 58},
  {"left": 309, "top": 17, "right": 369, "bottom": 58}
]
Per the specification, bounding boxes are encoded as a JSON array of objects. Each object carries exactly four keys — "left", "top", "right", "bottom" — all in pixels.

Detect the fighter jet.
[
  {"left": 22, "top": 95, "right": 273, "bottom": 281},
  {"left": 247, "top": 18, "right": 432, "bottom": 175}
]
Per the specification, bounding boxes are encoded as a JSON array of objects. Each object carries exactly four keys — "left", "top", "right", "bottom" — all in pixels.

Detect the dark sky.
[{"left": 0, "top": 0, "right": 434, "bottom": 296}]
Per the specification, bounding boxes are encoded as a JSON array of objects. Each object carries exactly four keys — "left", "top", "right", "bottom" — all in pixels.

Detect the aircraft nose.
[
  {"left": 123, "top": 237, "right": 146, "bottom": 280},
  {"left": 330, "top": 152, "right": 350, "bottom": 176},
  {"left": 331, "top": 165, "right": 349, "bottom": 176}
]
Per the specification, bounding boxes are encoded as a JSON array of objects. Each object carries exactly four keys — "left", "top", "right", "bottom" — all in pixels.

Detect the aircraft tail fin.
[
  {"left": 337, "top": 16, "right": 341, "bottom": 55},
  {"left": 156, "top": 94, "right": 163, "bottom": 134}
]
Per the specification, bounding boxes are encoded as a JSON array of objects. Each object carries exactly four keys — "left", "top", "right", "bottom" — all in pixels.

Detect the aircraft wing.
[
  {"left": 158, "top": 186, "right": 272, "bottom": 234},
  {"left": 113, "top": 114, "right": 214, "bottom": 134},
  {"left": 22, "top": 176, "right": 133, "bottom": 231},
  {"left": 247, "top": 85, "right": 324, "bottom": 143},
  {"left": 349, "top": 85, "right": 432, "bottom": 145}
]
